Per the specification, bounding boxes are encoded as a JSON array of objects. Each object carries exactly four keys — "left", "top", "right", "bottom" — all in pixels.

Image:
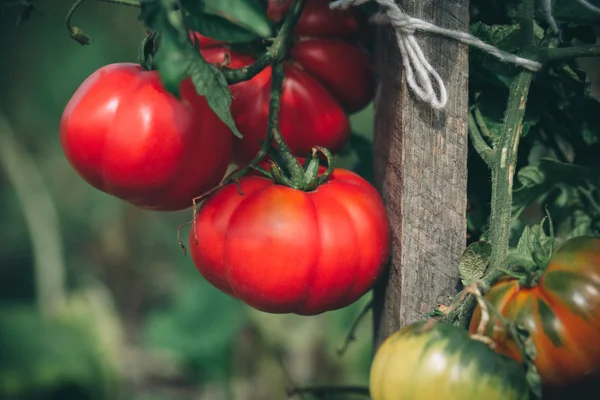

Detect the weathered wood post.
[{"left": 372, "top": 0, "right": 470, "bottom": 348}]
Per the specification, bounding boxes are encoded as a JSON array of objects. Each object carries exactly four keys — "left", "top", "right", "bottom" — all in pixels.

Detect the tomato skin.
[
  {"left": 290, "top": 39, "right": 373, "bottom": 112},
  {"left": 189, "top": 167, "right": 390, "bottom": 315},
  {"left": 60, "top": 63, "right": 232, "bottom": 211},
  {"left": 469, "top": 236, "right": 600, "bottom": 387},
  {"left": 197, "top": 0, "right": 374, "bottom": 164},
  {"left": 370, "top": 321, "right": 531, "bottom": 400}
]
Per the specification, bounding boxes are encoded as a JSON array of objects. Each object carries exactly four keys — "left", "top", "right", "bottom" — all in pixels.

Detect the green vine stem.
[
  {"left": 539, "top": 44, "right": 600, "bottom": 62},
  {"left": 468, "top": 111, "right": 493, "bottom": 166},
  {"left": 95, "top": 0, "right": 140, "bottom": 6},
  {"left": 268, "top": 61, "right": 305, "bottom": 183},
  {"left": 487, "top": 0, "right": 535, "bottom": 277},
  {"left": 487, "top": 69, "right": 534, "bottom": 279},
  {"left": 222, "top": 0, "right": 307, "bottom": 84},
  {"left": 450, "top": 0, "right": 537, "bottom": 327},
  {"left": 65, "top": 0, "right": 91, "bottom": 44},
  {"left": 287, "top": 385, "right": 371, "bottom": 398}
]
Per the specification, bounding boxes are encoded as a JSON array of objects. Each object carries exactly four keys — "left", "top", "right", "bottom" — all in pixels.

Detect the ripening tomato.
[
  {"left": 197, "top": 0, "right": 374, "bottom": 164},
  {"left": 189, "top": 165, "right": 390, "bottom": 315},
  {"left": 469, "top": 236, "right": 600, "bottom": 387},
  {"left": 60, "top": 63, "right": 232, "bottom": 211},
  {"left": 370, "top": 321, "right": 531, "bottom": 400}
]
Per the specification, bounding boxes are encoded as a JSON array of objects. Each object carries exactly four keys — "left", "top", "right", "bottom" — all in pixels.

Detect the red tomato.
[
  {"left": 60, "top": 63, "right": 232, "bottom": 211},
  {"left": 189, "top": 165, "right": 390, "bottom": 315},
  {"left": 196, "top": 0, "right": 374, "bottom": 165},
  {"left": 469, "top": 236, "right": 600, "bottom": 388}
]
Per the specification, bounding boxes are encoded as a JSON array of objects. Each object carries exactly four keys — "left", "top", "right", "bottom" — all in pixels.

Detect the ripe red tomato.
[
  {"left": 469, "top": 236, "right": 600, "bottom": 387},
  {"left": 197, "top": 0, "right": 374, "bottom": 164},
  {"left": 189, "top": 165, "right": 390, "bottom": 315},
  {"left": 60, "top": 63, "right": 232, "bottom": 211}
]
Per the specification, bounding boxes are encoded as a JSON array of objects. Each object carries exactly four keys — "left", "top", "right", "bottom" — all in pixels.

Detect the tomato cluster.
[
  {"left": 369, "top": 236, "right": 600, "bottom": 399},
  {"left": 59, "top": 1, "right": 386, "bottom": 316},
  {"left": 469, "top": 236, "right": 600, "bottom": 388},
  {"left": 198, "top": 0, "right": 374, "bottom": 164}
]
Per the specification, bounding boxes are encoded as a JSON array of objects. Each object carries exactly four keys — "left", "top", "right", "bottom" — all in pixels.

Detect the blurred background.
[{"left": 0, "top": 2, "right": 376, "bottom": 399}]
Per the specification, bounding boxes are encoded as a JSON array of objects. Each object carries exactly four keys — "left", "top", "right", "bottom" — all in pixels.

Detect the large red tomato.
[
  {"left": 469, "top": 236, "right": 600, "bottom": 388},
  {"left": 197, "top": 0, "right": 374, "bottom": 164},
  {"left": 60, "top": 63, "right": 233, "bottom": 211},
  {"left": 189, "top": 165, "right": 390, "bottom": 315}
]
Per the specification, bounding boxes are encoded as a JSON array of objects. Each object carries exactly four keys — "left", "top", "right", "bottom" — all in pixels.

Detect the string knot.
[
  {"left": 330, "top": 0, "right": 543, "bottom": 111},
  {"left": 373, "top": 9, "right": 416, "bottom": 35}
]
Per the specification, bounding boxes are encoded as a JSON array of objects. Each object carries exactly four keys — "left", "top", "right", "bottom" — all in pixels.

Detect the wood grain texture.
[{"left": 372, "top": 0, "right": 470, "bottom": 349}]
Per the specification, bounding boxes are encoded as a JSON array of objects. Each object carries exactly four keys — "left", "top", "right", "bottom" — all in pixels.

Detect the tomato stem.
[
  {"left": 268, "top": 61, "right": 305, "bottom": 186},
  {"left": 538, "top": 43, "right": 600, "bottom": 62},
  {"left": 222, "top": 0, "right": 307, "bottom": 84},
  {"left": 287, "top": 385, "right": 370, "bottom": 398},
  {"left": 448, "top": 0, "right": 538, "bottom": 329},
  {"left": 94, "top": 0, "right": 140, "bottom": 6}
]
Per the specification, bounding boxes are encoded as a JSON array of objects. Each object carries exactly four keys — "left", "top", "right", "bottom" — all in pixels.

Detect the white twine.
[
  {"left": 330, "top": 0, "right": 543, "bottom": 110},
  {"left": 575, "top": 0, "right": 600, "bottom": 14}
]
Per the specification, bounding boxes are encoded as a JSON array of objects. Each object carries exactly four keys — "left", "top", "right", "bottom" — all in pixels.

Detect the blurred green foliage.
[
  {"left": 3, "top": 0, "right": 599, "bottom": 399},
  {"left": 0, "top": 2, "right": 374, "bottom": 399}
]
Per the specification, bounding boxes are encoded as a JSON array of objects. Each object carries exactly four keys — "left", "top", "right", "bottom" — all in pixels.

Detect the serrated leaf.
[
  {"left": 141, "top": 1, "right": 243, "bottom": 138},
  {"left": 513, "top": 159, "right": 597, "bottom": 219},
  {"left": 515, "top": 220, "right": 552, "bottom": 269},
  {"left": 506, "top": 249, "right": 537, "bottom": 269},
  {"left": 458, "top": 241, "right": 492, "bottom": 285},
  {"left": 202, "top": 0, "right": 272, "bottom": 39},
  {"left": 186, "top": 13, "right": 260, "bottom": 43}
]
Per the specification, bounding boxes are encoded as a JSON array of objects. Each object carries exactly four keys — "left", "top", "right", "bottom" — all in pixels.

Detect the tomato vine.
[{"left": 446, "top": 0, "right": 600, "bottom": 329}]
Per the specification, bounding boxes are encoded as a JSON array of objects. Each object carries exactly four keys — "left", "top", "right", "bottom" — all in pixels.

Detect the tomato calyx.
[{"left": 256, "top": 146, "right": 335, "bottom": 191}]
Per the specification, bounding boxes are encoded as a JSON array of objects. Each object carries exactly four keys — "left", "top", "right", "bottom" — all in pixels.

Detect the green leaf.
[
  {"left": 512, "top": 159, "right": 597, "bottom": 219},
  {"left": 141, "top": 1, "right": 243, "bottom": 138},
  {"left": 458, "top": 241, "right": 492, "bottom": 286},
  {"left": 186, "top": 13, "right": 260, "bottom": 43},
  {"left": 202, "top": 0, "right": 272, "bottom": 39},
  {"left": 564, "top": 209, "right": 594, "bottom": 240},
  {"left": 506, "top": 249, "right": 537, "bottom": 270},
  {"left": 515, "top": 219, "right": 552, "bottom": 269}
]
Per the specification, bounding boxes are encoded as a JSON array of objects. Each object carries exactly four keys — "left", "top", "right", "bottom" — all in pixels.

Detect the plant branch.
[
  {"left": 337, "top": 299, "right": 373, "bottom": 357},
  {"left": 539, "top": 44, "right": 600, "bottom": 63},
  {"left": 222, "top": 0, "right": 306, "bottom": 84},
  {"left": 268, "top": 61, "right": 304, "bottom": 184},
  {"left": 474, "top": 106, "right": 494, "bottom": 142},
  {"left": 468, "top": 111, "right": 493, "bottom": 166},
  {"left": 65, "top": 0, "right": 93, "bottom": 44},
  {"left": 487, "top": 0, "right": 535, "bottom": 280},
  {"left": 448, "top": 0, "right": 537, "bottom": 328},
  {"left": 0, "top": 113, "right": 67, "bottom": 317},
  {"left": 95, "top": 0, "right": 139, "bottom": 6},
  {"left": 288, "top": 386, "right": 370, "bottom": 399},
  {"left": 487, "top": 69, "right": 534, "bottom": 279}
]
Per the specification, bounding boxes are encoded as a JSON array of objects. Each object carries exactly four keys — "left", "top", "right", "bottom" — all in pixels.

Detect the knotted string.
[{"left": 330, "top": 0, "right": 543, "bottom": 109}]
